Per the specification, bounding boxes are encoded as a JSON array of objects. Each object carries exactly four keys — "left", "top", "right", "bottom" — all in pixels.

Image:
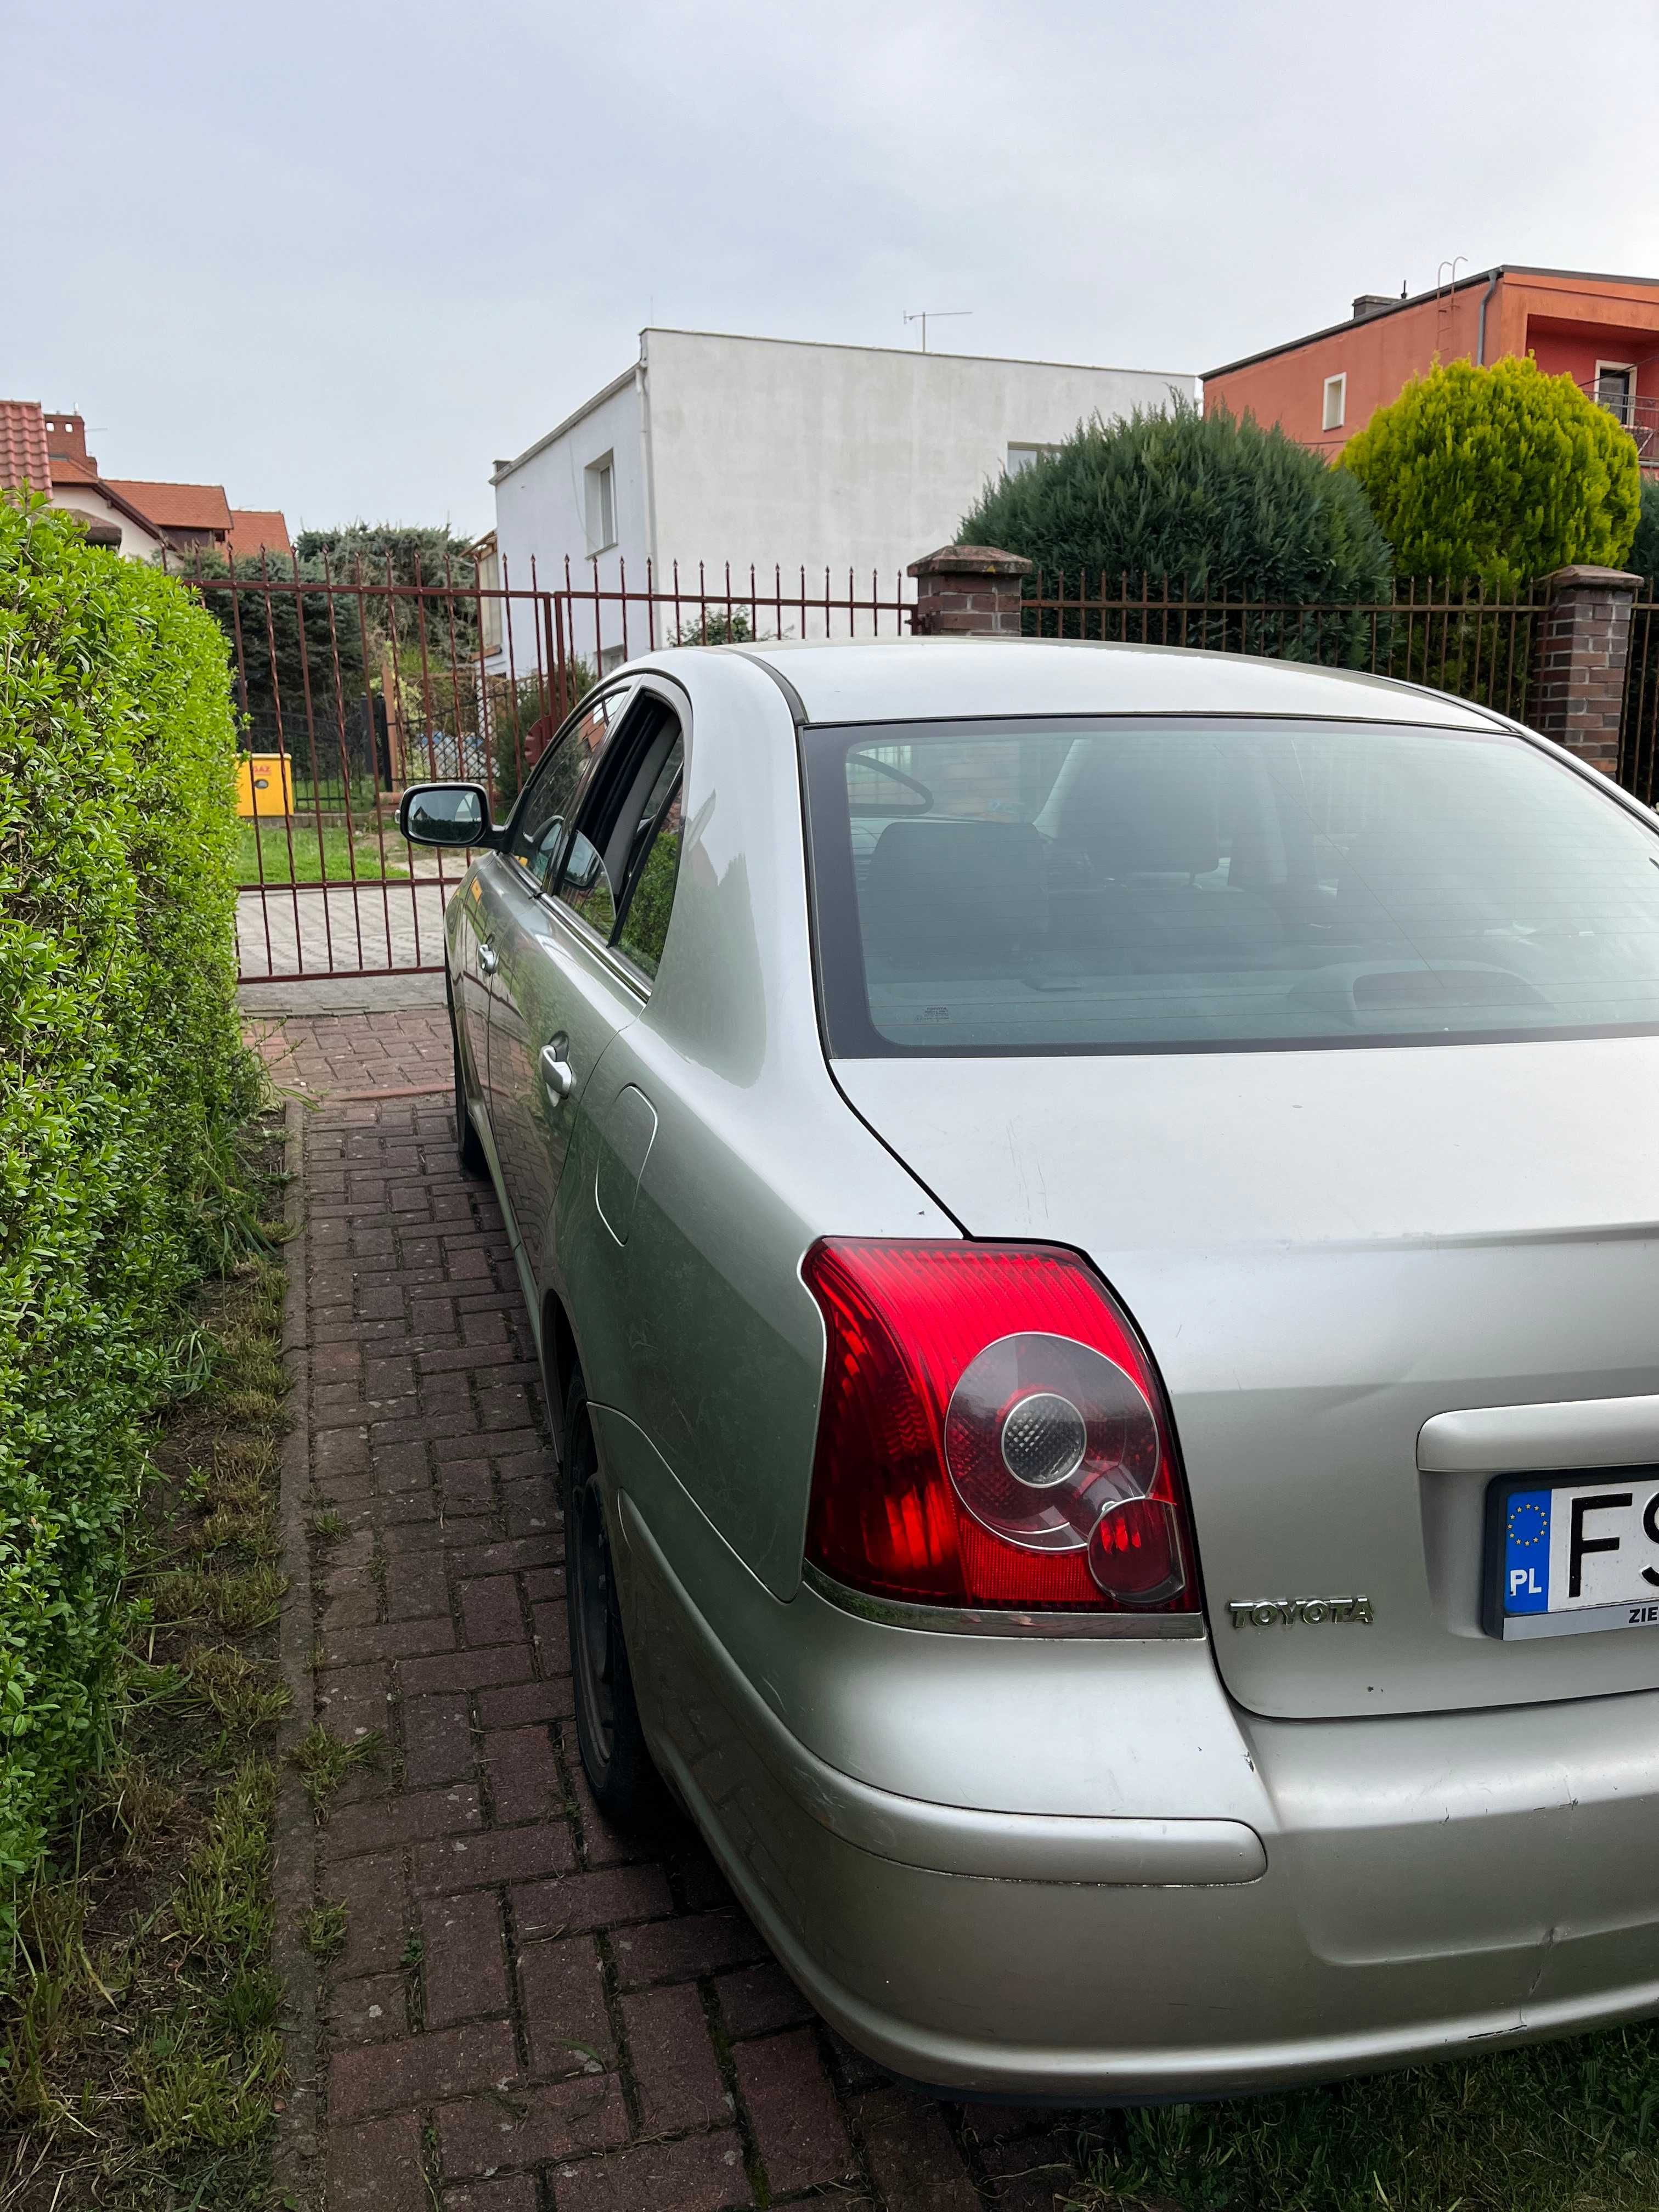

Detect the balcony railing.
[{"left": 1580, "top": 377, "right": 1659, "bottom": 469}]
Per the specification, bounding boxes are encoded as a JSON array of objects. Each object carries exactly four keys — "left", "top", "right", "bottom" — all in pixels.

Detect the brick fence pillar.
[
  {"left": 1529, "top": 565, "right": 1642, "bottom": 776},
  {"left": 908, "top": 544, "right": 1034, "bottom": 636}
]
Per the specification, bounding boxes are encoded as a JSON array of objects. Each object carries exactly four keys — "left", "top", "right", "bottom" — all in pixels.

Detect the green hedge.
[{"left": 0, "top": 495, "right": 258, "bottom": 1882}]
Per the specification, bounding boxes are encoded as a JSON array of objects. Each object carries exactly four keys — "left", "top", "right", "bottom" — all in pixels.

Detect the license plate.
[{"left": 1483, "top": 1471, "right": 1659, "bottom": 1639}]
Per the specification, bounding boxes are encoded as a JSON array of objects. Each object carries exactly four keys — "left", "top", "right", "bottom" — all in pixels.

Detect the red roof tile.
[
  {"left": 105, "top": 477, "right": 234, "bottom": 532},
  {"left": 227, "top": 508, "right": 291, "bottom": 560},
  {"left": 0, "top": 400, "right": 51, "bottom": 493},
  {"left": 52, "top": 474, "right": 167, "bottom": 546}
]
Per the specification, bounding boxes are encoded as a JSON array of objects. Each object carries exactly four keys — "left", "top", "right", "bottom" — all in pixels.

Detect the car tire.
[
  {"left": 563, "top": 1369, "right": 657, "bottom": 1823},
  {"left": 449, "top": 991, "right": 488, "bottom": 1178}
]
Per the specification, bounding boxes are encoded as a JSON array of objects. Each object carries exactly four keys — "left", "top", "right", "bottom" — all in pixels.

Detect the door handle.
[
  {"left": 477, "top": 941, "right": 498, "bottom": 976},
  {"left": 540, "top": 1037, "right": 574, "bottom": 1108}
]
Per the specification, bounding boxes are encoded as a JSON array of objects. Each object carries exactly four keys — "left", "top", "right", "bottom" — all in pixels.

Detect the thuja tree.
[
  {"left": 296, "top": 523, "right": 481, "bottom": 677},
  {"left": 1340, "top": 357, "right": 1642, "bottom": 710},
  {"left": 295, "top": 522, "right": 478, "bottom": 590},
  {"left": 958, "top": 398, "right": 1393, "bottom": 661},
  {"left": 1617, "top": 477, "right": 1659, "bottom": 800},
  {"left": 1340, "top": 356, "right": 1641, "bottom": 593},
  {"left": 184, "top": 546, "right": 369, "bottom": 782},
  {"left": 187, "top": 527, "right": 484, "bottom": 788},
  {"left": 1629, "top": 476, "right": 1659, "bottom": 592}
]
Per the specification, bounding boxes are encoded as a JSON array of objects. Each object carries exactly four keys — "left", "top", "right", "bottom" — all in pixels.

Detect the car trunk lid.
[{"left": 834, "top": 1036, "right": 1659, "bottom": 1720}]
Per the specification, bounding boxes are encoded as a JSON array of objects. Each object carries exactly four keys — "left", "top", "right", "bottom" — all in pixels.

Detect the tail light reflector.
[{"left": 800, "top": 1240, "right": 1200, "bottom": 1616}]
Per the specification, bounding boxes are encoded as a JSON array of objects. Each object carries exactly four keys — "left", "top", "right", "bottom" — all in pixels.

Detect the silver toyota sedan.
[{"left": 400, "top": 637, "right": 1659, "bottom": 2101}]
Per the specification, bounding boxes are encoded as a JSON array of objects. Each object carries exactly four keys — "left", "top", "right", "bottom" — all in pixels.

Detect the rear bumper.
[
  {"left": 670, "top": 1778, "right": 1659, "bottom": 2102},
  {"left": 617, "top": 1490, "right": 1659, "bottom": 2098}
]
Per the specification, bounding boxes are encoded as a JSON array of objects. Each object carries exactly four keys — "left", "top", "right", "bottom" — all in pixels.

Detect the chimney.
[
  {"left": 1351, "top": 295, "right": 1396, "bottom": 322},
  {"left": 44, "top": 411, "right": 92, "bottom": 468}
]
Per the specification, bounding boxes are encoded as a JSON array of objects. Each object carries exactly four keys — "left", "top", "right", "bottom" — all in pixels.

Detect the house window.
[
  {"left": 1322, "top": 374, "right": 1347, "bottom": 432},
  {"left": 585, "top": 455, "right": 617, "bottom": 554},
  {"left": 1595, "top": 363, "right": 1637, "bottom": 426},
  {"left": 1006, "top": 443, "right": 1064, "bottom": 476}
]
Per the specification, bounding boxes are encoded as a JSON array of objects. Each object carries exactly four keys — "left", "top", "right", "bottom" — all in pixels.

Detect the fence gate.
[
  {"left": 186, "top": 555, "right": 916, "bottom": 983},
  {"left": 190, "top": 554, "right": 1559, "bottom": 985}
]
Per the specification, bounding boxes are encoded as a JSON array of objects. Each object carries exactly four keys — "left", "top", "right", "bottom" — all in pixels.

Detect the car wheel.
[
  {"left": 564, "top": 1369, "right": 656, "bottom": 1822},
  {"left": 449, "top": 994, "right": 487, "bottom": 1178}
]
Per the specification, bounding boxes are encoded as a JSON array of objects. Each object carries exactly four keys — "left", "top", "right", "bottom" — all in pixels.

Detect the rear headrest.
[
  {"left": 862, "top": 819, "right": 1047, "bottom": 967},
  {"left": 1057, "top": 755, "right": 1219, "bottom": 877}
]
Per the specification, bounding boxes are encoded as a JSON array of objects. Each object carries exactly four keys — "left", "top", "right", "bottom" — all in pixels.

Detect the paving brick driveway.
[{"left": 261, "top": 1009, "right": 1115, "bottom": 2212}]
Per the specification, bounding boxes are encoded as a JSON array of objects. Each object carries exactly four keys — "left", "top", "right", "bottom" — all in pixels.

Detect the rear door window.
[
  {"left": 614, "top": 770, "right": 684, "bottom": 983},
  {"left": 802, "top": 716, "right": 1659, "bottom": 1054}
]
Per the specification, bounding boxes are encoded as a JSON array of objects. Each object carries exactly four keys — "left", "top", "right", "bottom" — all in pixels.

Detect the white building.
[{"left": 484, "top": 328, "right": 1197, "bottom": 673}]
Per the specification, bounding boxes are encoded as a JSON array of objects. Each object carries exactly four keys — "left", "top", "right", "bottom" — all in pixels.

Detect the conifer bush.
[
  {"left": 0, "top": 496, "right": 258, "bottom": 1885},
  {"left": 1618, "top": 479, "right": 1659, "bottom": 799},
  {"left": 958, "top": 399, "right": 1394, "bottom": 634},
  {"left": 1628, "top": 475, "right": 1659, "bottom": 592},
  {"left": 1340, "top": 356, "right": 1641, "bottom": 592}
]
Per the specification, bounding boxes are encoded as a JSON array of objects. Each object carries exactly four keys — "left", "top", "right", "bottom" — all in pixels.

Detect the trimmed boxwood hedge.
[{"left": 1, "top": 495, "right": 259, "bottom": 1883}]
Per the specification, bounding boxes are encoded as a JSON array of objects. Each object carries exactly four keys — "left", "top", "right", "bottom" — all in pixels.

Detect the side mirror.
[{"left": 398, "top": 782, "right": 496, "bottom": 848}]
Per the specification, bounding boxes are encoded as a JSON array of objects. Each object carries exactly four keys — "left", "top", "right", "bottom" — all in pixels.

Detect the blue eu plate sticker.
[{"left": 1504, "top": 1489, "right": 1551, "bottom": 1613}]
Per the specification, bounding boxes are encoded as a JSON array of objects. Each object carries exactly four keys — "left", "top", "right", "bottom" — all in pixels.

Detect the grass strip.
[
  {"left": 0, "top": 1135, "right": 294, "bottom": 2210},
  {"left": 234, "top": 821, "right": 410, "bottom": 887},
  {"left": 1068, "top": 2023, "right": 1659, "bottom": 2211}
]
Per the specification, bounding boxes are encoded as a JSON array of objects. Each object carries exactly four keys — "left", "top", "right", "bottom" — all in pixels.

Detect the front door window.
[{"left": 507, "top": 687, "right": 633, "bottom": 892}]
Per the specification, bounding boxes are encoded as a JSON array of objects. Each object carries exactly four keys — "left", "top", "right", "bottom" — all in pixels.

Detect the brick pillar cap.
[
  {"left": 908, "top": 543, "right": 1035, "bottom": 580},
  {"left": 1538, "top": 565, "right": 1644, "bottom": 591}
]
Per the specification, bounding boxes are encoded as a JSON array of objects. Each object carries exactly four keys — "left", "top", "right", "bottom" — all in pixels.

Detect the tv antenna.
[{"left": 904, "top": 308, "right": 971, "bottom": 353}]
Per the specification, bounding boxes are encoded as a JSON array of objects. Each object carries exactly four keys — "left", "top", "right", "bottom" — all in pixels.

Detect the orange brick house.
[{"left": 1204, "top": 265, "right": 1659, "bottom": 475}]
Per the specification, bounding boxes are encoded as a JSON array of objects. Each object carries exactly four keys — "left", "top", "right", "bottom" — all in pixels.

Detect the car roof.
[{"left": 693, "top": 635, "right": 1508, "bottom": 732}]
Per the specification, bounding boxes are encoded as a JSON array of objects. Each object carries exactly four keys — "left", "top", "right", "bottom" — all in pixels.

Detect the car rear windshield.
[{"left": 800, "top": 715, "right": 1659, "bottom": 1054}]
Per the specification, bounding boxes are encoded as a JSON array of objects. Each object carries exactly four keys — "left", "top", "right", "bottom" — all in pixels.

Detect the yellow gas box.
[{"left": 236, "top": 753, "right": 294, "bottom": 819}]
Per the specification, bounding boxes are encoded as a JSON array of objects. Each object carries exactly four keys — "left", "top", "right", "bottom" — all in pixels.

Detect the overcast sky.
[{"left": 7, "top": 0, "right": 1657, "bottom": 540}]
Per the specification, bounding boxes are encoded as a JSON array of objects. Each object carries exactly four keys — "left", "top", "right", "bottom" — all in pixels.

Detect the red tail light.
[{"left": 801, "top": 1240, "right": 1200, "bottom": 1616}]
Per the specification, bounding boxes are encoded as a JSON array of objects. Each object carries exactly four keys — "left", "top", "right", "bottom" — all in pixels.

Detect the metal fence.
[
  {"left": 1020, "top": 574, "right": 1544, "bottom": 722},
  {"left": 184, "top": 552, "right": 917, "bottom": 983},
  {"left": 1620, "top": 600, "right": 1659, "bottom": 806},
  {"left": 186, "top": 553, "right": 1568, "bottom": 985}
]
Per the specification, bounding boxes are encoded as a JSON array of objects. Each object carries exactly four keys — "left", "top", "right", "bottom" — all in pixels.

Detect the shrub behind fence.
[
  {"left": 1020, "top": 574, "right": 1542, "bottom": 722},
  {"left": 1621, "top": 598, "right": 1659, "bottom": 804}
]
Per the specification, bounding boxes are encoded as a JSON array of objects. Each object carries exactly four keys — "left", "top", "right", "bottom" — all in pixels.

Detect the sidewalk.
[{"left": 262, "top": 1008, "right": 1105, "bottom": 2212}]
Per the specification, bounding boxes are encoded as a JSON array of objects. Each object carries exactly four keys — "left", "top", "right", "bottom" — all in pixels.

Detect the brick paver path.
[{"left": 271, "top": 1008, "right": 1110, "bottom": 2212}]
